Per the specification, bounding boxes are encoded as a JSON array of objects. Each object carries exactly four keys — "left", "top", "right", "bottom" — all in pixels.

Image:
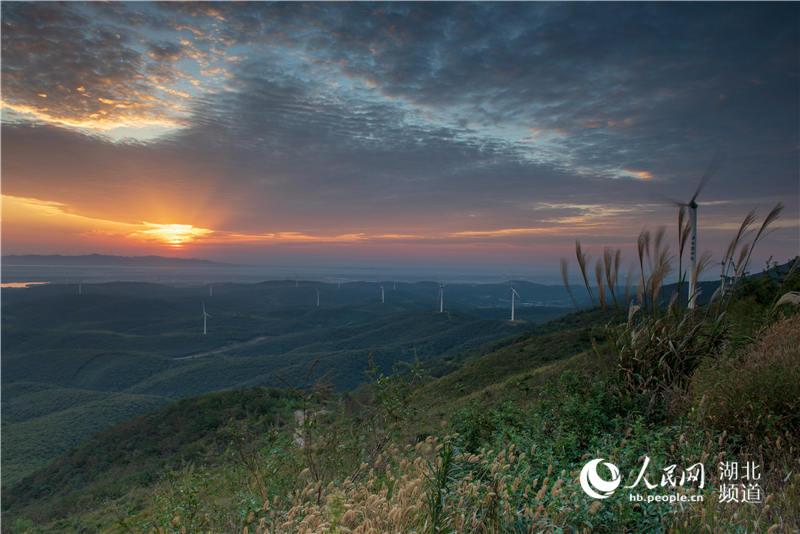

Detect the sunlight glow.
[
  {"left": 1, "top": 100, "right": 183, "bottom": 133},
  {"left": 134, "top": 223, "right": 214, "bottom": 246}
]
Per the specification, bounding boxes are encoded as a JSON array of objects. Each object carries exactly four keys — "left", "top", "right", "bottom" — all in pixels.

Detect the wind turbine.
[
  {"left": 78, "top": 281, "right": 82, "bottom": 296},
  {"left": 510, "top": 286, "right": 521, "bottom": 321},
  {"left": 380, "top": 285, "right": 385, "bottom": 303},
  {"left": 671, "top": 156, "right": 718, "bottom": 309},
  {"left": 438, "top": 283, "right": 445, "bottom": 313},
  {"left": 209, "top": 285, "right": 213, "bottom": 297},
  {"left": 201, "top": 302, "right": 211, "bottom": 335},
  {"left": 316, "top": 288, "right": 320, "bottom": 307}
]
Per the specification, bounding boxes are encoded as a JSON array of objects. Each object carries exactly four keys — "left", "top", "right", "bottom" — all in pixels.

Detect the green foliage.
[
  {"left": 9, "top": 516, "right": 34, "bottom": 533},
  {"left": 445, "top": 369, "right": 738, "bottom": 534},
  {"left": 151, "top": 467, "right": 207, "bottom": 533},
  {"left": 365, "top": 353, "right": 422, "bottom": 434},
  {"left": 424, "top": 439, "right": 456, "bottom": 533},
  {"left": 451, "top": 401, "right": 497, "bottom": 452},
  {"left": 325, "top": 490, "right": 346, "bottom": 532}
]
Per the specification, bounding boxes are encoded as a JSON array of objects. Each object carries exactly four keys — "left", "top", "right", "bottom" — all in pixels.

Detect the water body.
[{"left": 0, "top": 281, "right": 51, "bottom": 289}]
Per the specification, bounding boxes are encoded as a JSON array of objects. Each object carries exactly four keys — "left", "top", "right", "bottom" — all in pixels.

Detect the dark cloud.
[
  {"left": 137, "top": 2, "right": 798, "bottom": 193},
  {"left": 147, "top": 41, "right": 183, "bottom": 61},
  {"left": 273, "top": 3, "right": 797, "bottom": 186}
]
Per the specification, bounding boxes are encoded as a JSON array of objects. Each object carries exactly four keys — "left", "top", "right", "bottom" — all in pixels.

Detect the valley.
[{"left": 1, "top": 278, "right": 575, "bottom": 487}]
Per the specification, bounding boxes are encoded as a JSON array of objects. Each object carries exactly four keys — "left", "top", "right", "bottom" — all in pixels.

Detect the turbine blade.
[
  {"left": 655, "top": 191, "right": 687, "bottom": 207},
  {"left": 691, "top": 151, "right": 720, "bottom": 203}
]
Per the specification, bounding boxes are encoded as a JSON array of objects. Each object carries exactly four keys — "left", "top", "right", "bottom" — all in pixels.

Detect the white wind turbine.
[
  {"left": 209, "top": 285, "right": 213, "bottom": 297},
  {"left": 510, "top": 286, "right": 521, "bottom": 321},
  {"left": 380, "top": 285, "right": 385, "bottom": 303},
  {"left": 670, "top": 157, "right": 718, "bottom": 309},
  {"left": 201, "top": 302, "right": 211, "bottom": 335},
  {"left": 438, "top": 282, "right": 445, "bottom": 313},
  {"left": 316, "top": 288, "right": 320, "bottom": 307}
]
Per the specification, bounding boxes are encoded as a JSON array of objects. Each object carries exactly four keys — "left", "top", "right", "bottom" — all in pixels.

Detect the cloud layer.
[{"left": 2, "top": 2, "right": 797, "bottom": 269}]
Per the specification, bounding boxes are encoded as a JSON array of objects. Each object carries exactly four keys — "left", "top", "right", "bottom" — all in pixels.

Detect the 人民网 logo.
[{"left": 579, "top": 458, "right": 622, "bottom": 499}]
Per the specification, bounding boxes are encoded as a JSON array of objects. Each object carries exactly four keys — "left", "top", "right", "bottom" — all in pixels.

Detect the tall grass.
[
  {"left": 561, "top": 203, "right": 784, "bottom": 409},
  {"left": 675, "top": 313, "right": 800, "bottom": 534},
  {"left": 691, "top": 313, "right": 800, "bottom": 448}
]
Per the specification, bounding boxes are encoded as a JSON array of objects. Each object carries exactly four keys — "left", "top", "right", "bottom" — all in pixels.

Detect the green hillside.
[
  {"left": 3, "top": 383, "right": 150, "bottom": 424},
  {"left": 3, "top": 387, "right": 298, "bottom": 530},
  {"left": 3, "top": 351, "right": 173, "bottom": 392},
  {"left": 1, "top": 284, "right": 546, "bottom": 487},
  {"left": 2, "top": 391, "right": 172, "bottom": 487}
]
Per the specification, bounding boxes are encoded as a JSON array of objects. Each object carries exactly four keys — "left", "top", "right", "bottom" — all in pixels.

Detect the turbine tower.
[
  {"left": 201, "top": 302, "right": 211, "bottom": 335},
  {"left": 439, "top": 283, "right": 445, "bottom": 313},
  {"left": 510, "top": 286, "right": 520, "bottom": 321},
  {"left": 671, "top": 156, "right": 717, "bottom": 309},
  {"left": 380, "top": 285, "right": 385, "bottom": 303},
  {"left": 209, "top": 285, "right": 213, "bottom": 297},
  {"left": 316, "top": 288, "right": 320, "bottom": 307},
  {"left": 78, "top": 281, "right": 82, "bottom": 296}
]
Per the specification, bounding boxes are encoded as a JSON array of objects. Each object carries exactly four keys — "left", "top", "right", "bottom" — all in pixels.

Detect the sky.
[{"left": 2, "top": 2, "right": 798, "bottom": 281}]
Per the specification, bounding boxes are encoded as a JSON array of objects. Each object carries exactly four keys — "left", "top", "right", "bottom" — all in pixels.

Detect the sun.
[{"left": 134, "top": 223, "right": 213, "bottom": 247}]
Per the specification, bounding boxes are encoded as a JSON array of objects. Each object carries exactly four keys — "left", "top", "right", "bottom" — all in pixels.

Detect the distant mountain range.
[{"left": 1, "top": 254, "right": 230, "bottom": 267}]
